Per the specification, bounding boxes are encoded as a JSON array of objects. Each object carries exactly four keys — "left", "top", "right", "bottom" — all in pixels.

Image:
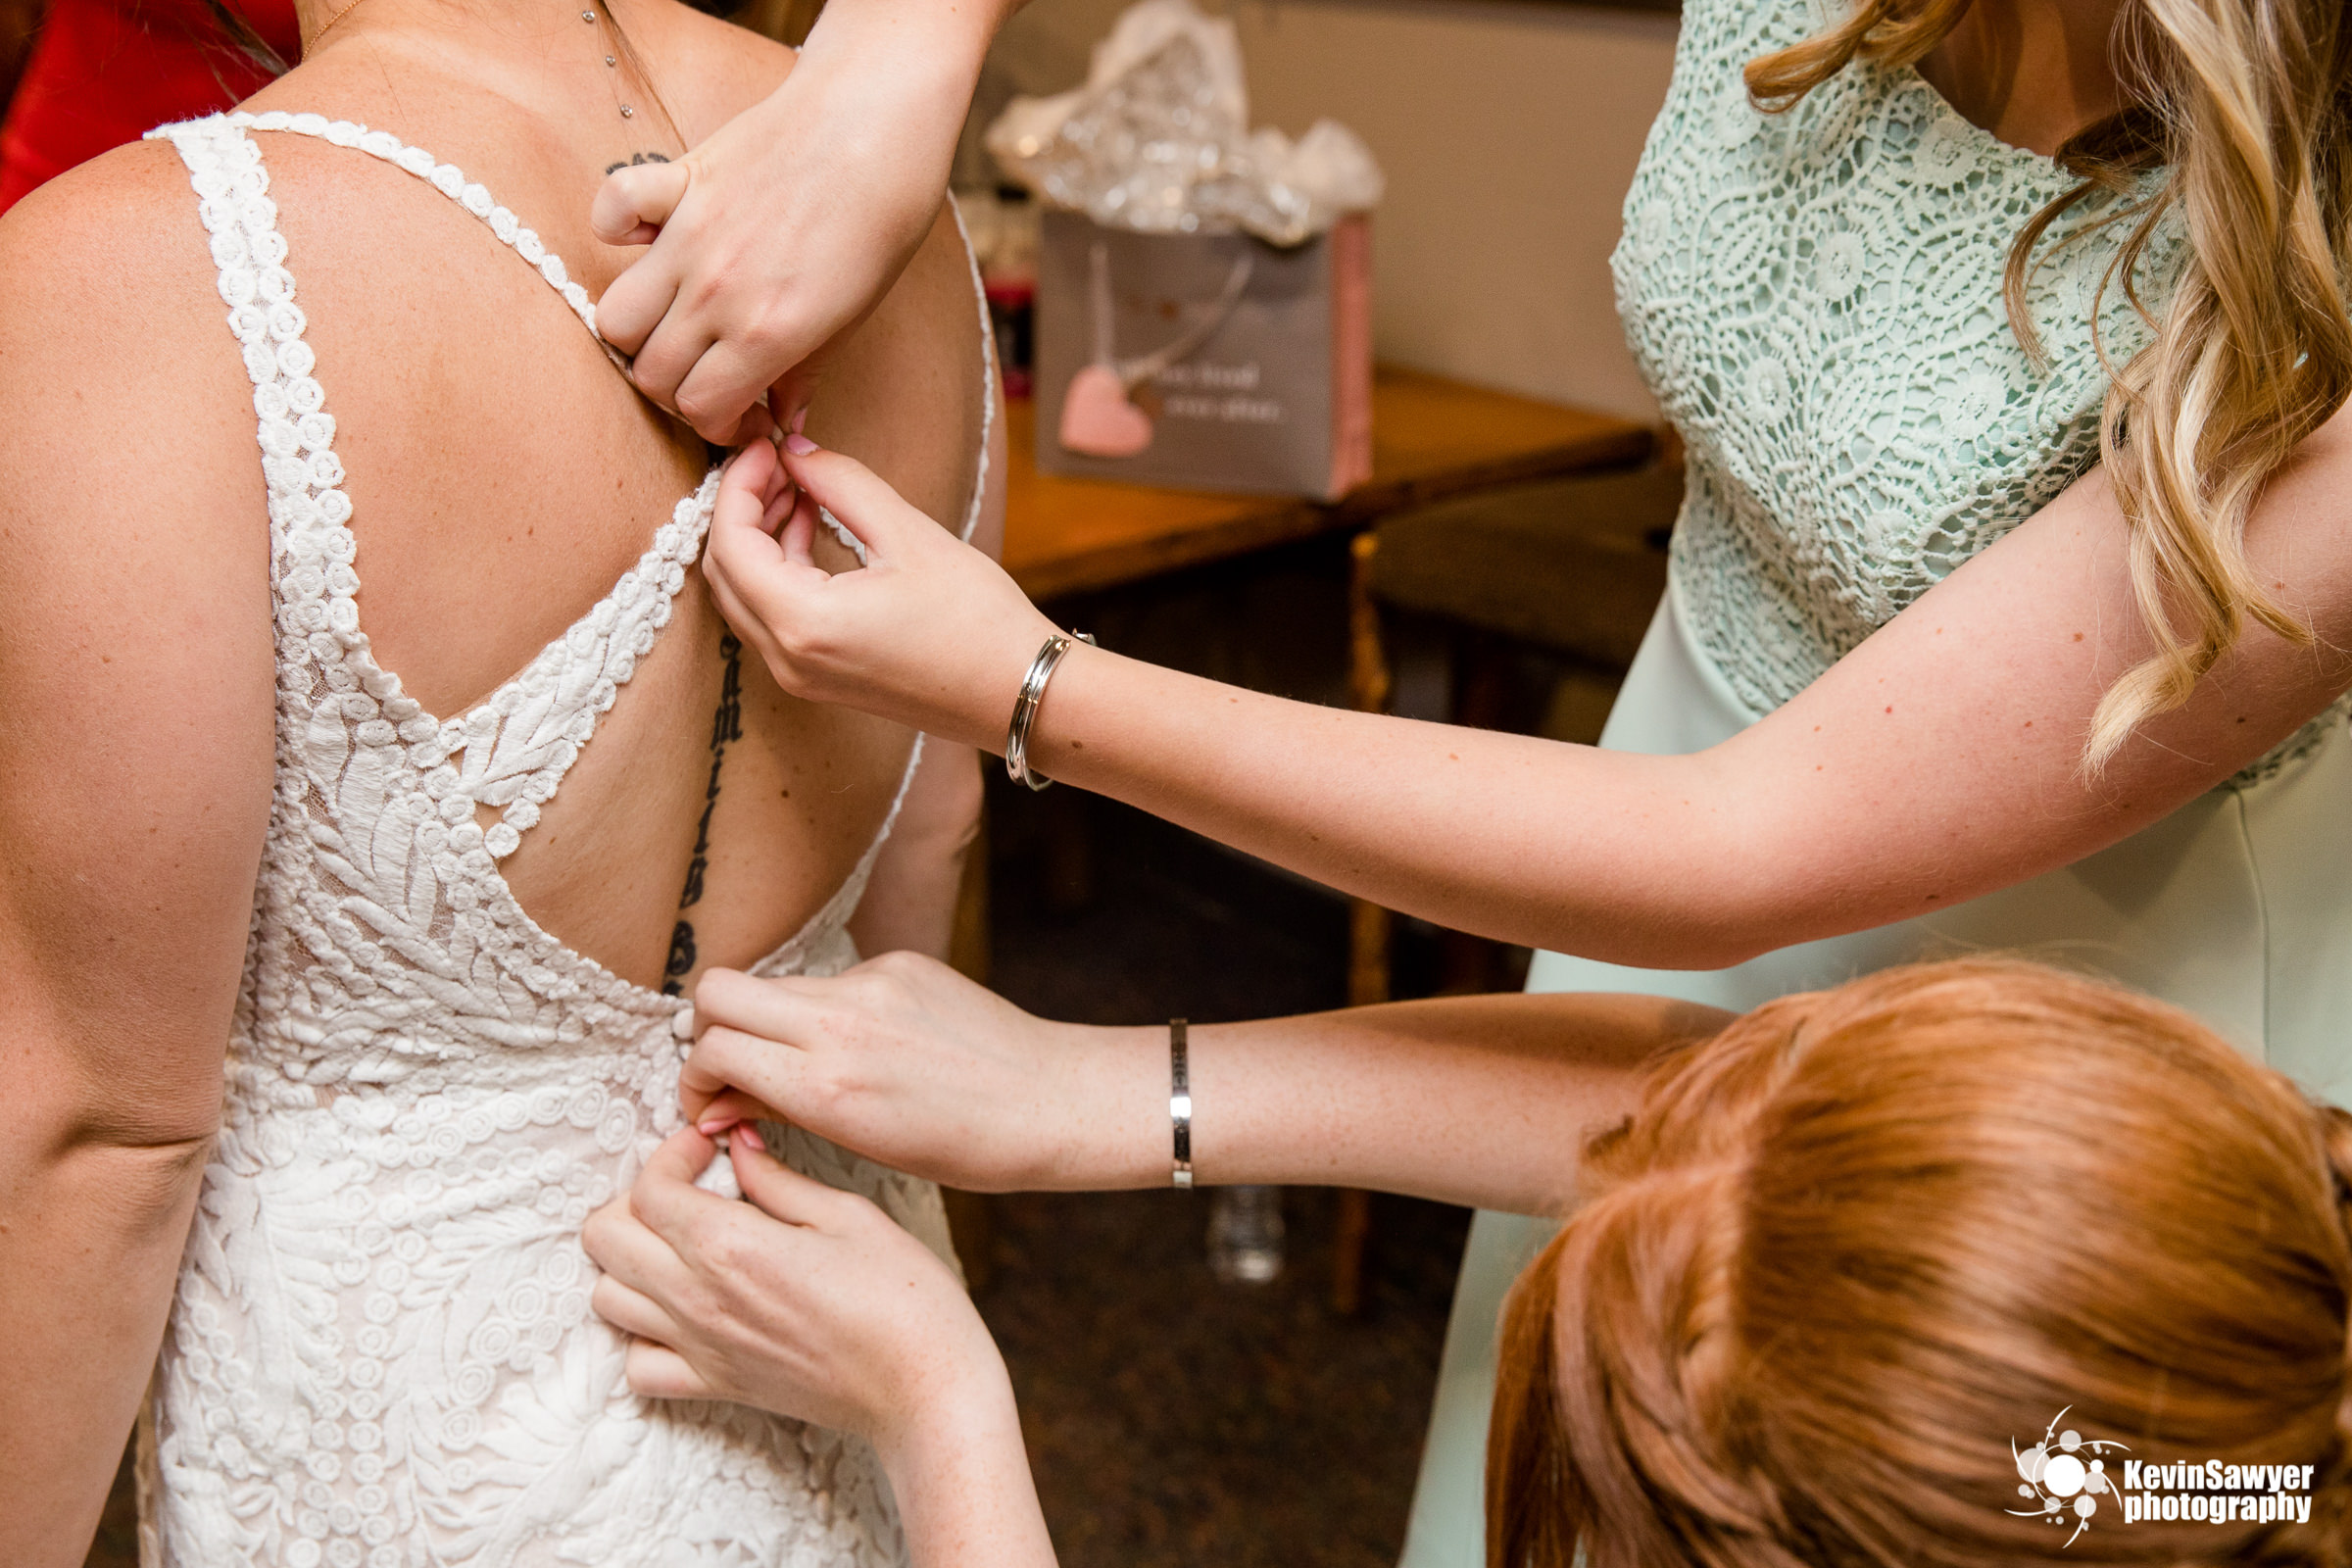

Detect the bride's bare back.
[
  {"left": 25, "top": 0, "right": 991, "bottom": 994},
  {"left": 267, "top": 2, "right": 990, "bottom": 988}
]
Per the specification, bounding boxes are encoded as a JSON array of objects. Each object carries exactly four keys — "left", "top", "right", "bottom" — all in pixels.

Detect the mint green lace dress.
[{"left": 1396, "top": 0, "right": 2352, "bottom": 1558}]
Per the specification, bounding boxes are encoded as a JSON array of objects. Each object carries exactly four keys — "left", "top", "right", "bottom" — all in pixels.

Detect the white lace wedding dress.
[{"left": 135, "top": 111, "right": 991, "bottom": 1568}]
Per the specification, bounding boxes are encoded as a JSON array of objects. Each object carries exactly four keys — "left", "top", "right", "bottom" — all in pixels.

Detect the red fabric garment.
[{"left": 0, "top": 0, "right": 297, "bottom": 215}]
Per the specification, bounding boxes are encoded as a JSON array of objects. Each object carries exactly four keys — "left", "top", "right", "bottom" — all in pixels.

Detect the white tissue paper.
[{"left": 986, "top": 0, "right": 1385, "bottom": 247}]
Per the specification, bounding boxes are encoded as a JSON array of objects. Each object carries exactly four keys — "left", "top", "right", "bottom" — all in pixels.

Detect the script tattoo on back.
[{"left": 662, "top": 629, "right": 744, "bottom": 995}]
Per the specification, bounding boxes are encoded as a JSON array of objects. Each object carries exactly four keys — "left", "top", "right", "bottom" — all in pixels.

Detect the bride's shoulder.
[
  {"left": 0, "top": 137, "right": 240, "bottom": 409},
  {"left": 0, "top": 135, "right": 219, "bottom": 292},
  {"left": 0, "top": 136, "right": 276, "bottom": 761}
]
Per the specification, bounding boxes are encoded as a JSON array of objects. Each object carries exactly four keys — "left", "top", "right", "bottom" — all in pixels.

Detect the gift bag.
[
  {"left": 988, "top": 0, "right": 1383, "bottom": 499},
  {"left": 1034, "top": 211, "right": 1371, "bottom": 498}
]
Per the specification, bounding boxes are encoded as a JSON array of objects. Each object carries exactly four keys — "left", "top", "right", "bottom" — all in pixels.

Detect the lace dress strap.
[
  {"left": 945, "top": 193, "right": 997, "bottom": 547},
  {"left": 220, "top": 110, "right": 627, "bottom": 371},
  {"left": 147, "top": 111, "right": 981, "bottom": 1009},
  {"left": 149, "top": 113, "right": 366, "bottom": 668},
  {"left": 147, "top": 113, "right": 715, "bottom": 875}
]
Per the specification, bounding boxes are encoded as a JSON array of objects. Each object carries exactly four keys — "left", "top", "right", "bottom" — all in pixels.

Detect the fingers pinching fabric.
[{"left": 135, "top": 112, "right": 985, "bottom": 1568}]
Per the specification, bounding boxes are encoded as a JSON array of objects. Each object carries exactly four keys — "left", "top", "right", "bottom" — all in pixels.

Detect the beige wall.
[{"left": 966, "top": 0, "right": 1681, "bottom": 419}]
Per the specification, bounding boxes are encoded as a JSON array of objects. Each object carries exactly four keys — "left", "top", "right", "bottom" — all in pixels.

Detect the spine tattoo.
[{"left": 662, "top": 630, "right": 744, "bottom": 995}]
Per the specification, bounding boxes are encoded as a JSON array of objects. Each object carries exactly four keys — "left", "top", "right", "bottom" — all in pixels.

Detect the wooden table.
[{"left": 1001, "top": 366, "right": 1652, "bottom": 600}]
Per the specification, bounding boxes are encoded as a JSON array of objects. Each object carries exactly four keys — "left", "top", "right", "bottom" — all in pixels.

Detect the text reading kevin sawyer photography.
[{"left": 2118, "top": 1462, "right": 2318, "bottom": 1526}]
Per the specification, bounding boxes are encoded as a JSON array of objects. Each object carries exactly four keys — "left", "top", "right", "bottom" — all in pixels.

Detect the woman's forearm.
[
  {"left": 688, "top": 964, "right": 1718, "bottom": 1211},
  {"left": 750, "top": 417, "right": 2352, "bottom": 968},
  {"left": 1049, "top": 993, "right": 1716, "bottom": 1214},
  {"left": 738, "top": 391, "right": 2352, "bottom": 973},
  {"left": 1020, "top": 661, "right": 1754, "bottom": 962},
  {"left": 880, "top": 1366, "right": 1057, "bottom": 1568},
  {"left": 792, "top": 0, "right": 1016, "bottom": 80},
  {"left": 1010, "top": 448, "right": 2352, "bottom": 966},
  {"left": 0, "top": 1124, "right": 212, "bottom": 1566}
]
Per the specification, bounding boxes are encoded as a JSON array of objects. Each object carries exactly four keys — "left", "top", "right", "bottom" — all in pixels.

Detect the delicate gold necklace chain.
[{"left": 304, "top": 0, "right": 373, "bottom": 53}]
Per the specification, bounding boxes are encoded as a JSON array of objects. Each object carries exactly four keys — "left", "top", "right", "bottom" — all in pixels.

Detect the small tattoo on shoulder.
[{"left": 603, "top": 151, "right": 673, "bottom": 175}]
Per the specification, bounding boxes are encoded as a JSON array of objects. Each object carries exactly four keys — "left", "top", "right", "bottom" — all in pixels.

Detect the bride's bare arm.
[
  {"left": 706, "top": 407, "right": 2352, "bottom": 971},
  {"left": 843, "top": 383, "right": 1006, "bottom": 962},
  {"left": 0, "top": 156, "right": 277, "bottom": 1565}
]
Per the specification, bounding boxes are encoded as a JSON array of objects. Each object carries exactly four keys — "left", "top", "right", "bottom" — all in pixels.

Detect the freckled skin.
[{"left": 895, "top": 418, "right": 2352, "bottom": 969}]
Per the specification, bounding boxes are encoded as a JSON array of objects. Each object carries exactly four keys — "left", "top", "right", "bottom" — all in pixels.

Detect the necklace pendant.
[
  {"left": 580, "top": 9, "right": 595, "bottom": 20},
  {"left": 605, "top": 54, "right": 616, "bottom": 66},
  {"left": 619, "top": 105, "right": 635, "bottom": 119}
]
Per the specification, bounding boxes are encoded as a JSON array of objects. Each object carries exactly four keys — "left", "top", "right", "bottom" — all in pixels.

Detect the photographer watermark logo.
[
  {"left": 2010, "top": 1407, "right": 2128, "bottom": 1547},
  {"left": 2006, "top": 1408, "right": 2319, "bottom": 1547}
]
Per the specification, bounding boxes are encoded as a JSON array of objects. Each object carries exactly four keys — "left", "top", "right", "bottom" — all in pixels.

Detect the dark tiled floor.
[
  {"left": 967, "top": 544, "right": 1485, "bottom": 1568},
  {"left": 979, "top": 1184, "right": 1465, "bottom": 1568}
]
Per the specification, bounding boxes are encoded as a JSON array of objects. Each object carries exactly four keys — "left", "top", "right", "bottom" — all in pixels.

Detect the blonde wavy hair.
[
  {"left": 1488, "top": 959, "right": 2352, "bottom": 1568},
  {"left": 1746, "top": 0, "right": 2352, "bottom": 767}
]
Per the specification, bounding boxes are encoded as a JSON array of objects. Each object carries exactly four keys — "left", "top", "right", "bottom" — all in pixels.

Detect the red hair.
[{"left": 1490, "top": 958, "right": 2352, "bottom": 1568}]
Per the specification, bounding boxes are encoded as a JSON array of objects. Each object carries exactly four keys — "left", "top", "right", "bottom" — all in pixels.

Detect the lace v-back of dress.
[{"left": 136, "top": 111, "right": 991, "bottom": 1568}]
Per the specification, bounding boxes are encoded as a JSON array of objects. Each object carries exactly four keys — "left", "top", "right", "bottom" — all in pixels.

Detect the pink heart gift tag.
[{"left": 1057, "top": 363, "right": 1155, "bottom": 458}]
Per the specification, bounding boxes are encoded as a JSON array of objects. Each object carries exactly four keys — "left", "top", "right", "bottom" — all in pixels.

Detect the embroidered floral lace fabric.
[
  {"left": 138, "top": 111, "right": 993, "bottom": 1568},
  {"left": 1610, "top": 0, "right": 2347, "bottom": 771}
]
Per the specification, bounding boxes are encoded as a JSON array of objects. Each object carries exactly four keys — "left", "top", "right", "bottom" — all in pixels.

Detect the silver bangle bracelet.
[
  {"left": 1170, "top": 1018, "right": 1193, "bottom": 1190},
  {"left": 1004, "top": 629, "right": 1096, "bottom": 791}
]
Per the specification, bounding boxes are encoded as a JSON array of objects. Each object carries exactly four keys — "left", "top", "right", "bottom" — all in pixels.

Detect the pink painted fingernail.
[
  {"left": 699, "top": 1117, "right": 737, "bottom": 1137},
  {"left": 733, "top": 1122, "right": 765, "bottom": 1154},
  {"left": 783, "top": 433, "right": 818, "bottom": 457},
  {"left": 788, "top": 406, "right": 809, "bottom": 436}
]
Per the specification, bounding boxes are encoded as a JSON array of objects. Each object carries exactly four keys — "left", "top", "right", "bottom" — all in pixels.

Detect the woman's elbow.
[
  {"left": 7, "top": 1050, "right": 224, "bottom": 1187},
  {"left": 4, "top": 1108, "right": 218, "bottom": 1243},
  {"left": 74, "top": 1132, "right": 219, "bottom": 1228}
]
